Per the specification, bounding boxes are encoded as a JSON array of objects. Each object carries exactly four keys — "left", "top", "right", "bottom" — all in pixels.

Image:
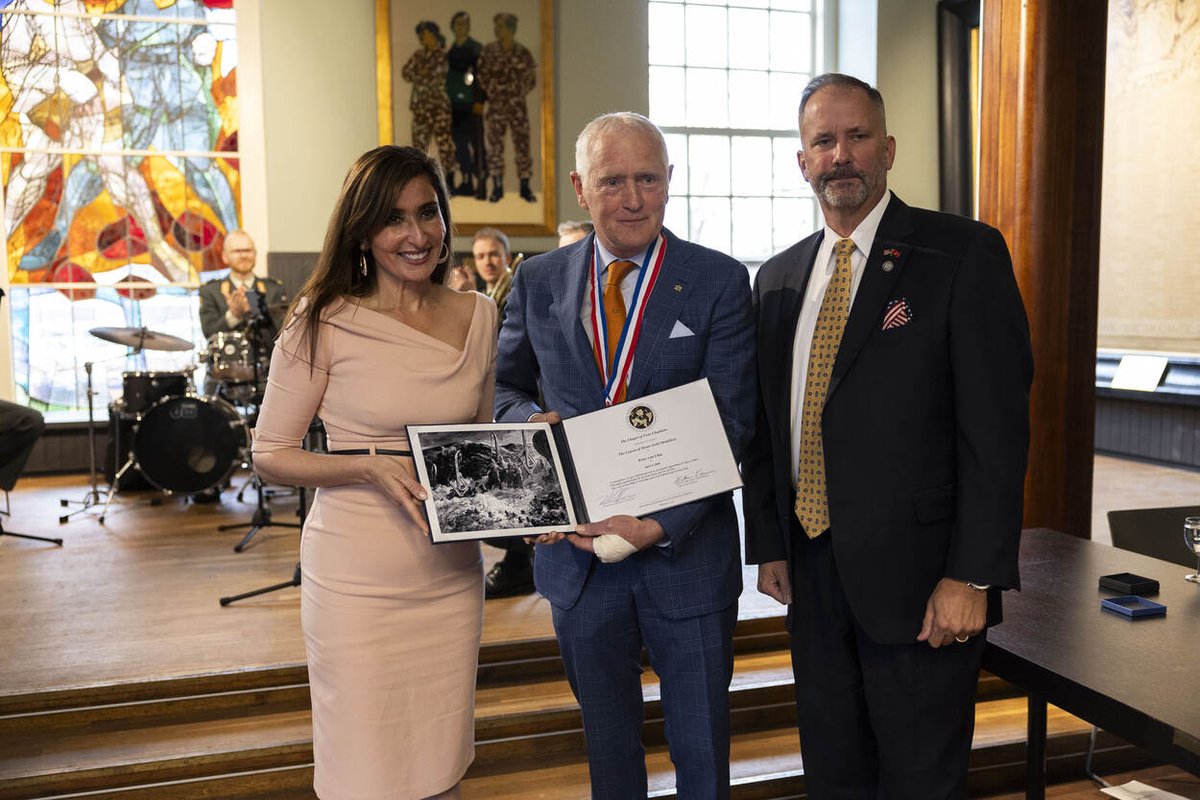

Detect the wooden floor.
[
  {"left": 0, "top": 471, "right": 778, "bottom": 702},
  {"left": 1090, "top": 453, "right": 1200, "bottom": 545},
  {"left": 1, "top": 457, "right": 1198, "bottom": 798}
]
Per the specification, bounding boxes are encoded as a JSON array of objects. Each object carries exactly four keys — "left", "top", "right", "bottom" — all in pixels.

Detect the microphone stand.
[
  {"left": 58, "top": 360, "right": 103, "bottom": 523},
  {"left": 219, "top": 487, "right": 307, "bottom": 606},
  {"left": 59, "top": 349, "right": 144, "bottom": 524},
  {"left": 219, "top": 468, "right": 300, "bottom": 552},
  {"left": 219, "top": 421, "right": 323, "bottom": 607}
]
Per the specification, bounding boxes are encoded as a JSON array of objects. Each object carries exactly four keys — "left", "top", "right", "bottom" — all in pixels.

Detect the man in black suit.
[
  {"left": 742, "top": 73, "right": 1033, "bottom": 798},
  {"left": 197, "top": 230, "right": 287, "bottom": 396}
]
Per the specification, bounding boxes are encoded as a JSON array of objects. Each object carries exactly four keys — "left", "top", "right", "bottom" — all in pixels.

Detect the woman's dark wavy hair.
[{"left": 288, "top": 145, "right": 454, "bottom": 365}]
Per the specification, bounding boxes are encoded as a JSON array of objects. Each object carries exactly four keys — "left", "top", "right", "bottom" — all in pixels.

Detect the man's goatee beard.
[{"left": 819, "top": 178, "right": 869, "bottom": 209}]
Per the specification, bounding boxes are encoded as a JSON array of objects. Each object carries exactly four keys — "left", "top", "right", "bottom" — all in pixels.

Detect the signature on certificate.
[
  {"left": 674, "top": 468, "right": 714, "bottom": 487},
  {"left": 598, "top": 486, "right": 634, "bottom": 506}
]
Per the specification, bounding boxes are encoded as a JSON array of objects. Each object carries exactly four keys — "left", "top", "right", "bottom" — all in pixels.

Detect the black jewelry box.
[{"left": 1099, "top": 572, "right": 1160, "bottom": 595}]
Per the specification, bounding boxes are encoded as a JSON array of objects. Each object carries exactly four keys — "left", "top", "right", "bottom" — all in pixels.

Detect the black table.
[
  {"left": 1107, "top": 505, "right": 1200, "bottom": 568},
  {"left": 984, "top": 528, "right": 1200, "bottom": 799}
]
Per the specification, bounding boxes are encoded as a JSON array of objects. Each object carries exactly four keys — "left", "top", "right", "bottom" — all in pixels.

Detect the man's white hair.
[{"left": 574, "top": 112, "right": 670, "bottom": 182}]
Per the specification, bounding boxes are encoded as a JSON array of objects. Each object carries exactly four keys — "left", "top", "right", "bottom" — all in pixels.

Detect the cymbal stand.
[
  {"left": 228, "top": 314, "right": 283, "bottom": 503},
  {"left": 98, "top": 446, "right": 137, "bottom": 526},
  {"left": 217, "top": 314, "right": 297, "bottom": 552},
  {"left": 219, "top": 487, "right": 307, "bottom": 606},
  {"left": 58, "top": 360, "right": 103, "bottom": 523}
]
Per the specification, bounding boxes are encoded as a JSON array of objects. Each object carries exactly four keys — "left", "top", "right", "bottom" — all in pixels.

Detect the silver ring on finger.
[{"left": 955, "top": 634, "right": 970, "bottom": 643}]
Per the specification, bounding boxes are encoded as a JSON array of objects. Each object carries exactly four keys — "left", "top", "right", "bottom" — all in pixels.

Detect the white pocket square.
[{"left": 669, "top": 321, "right": 694, "bottom": 339}]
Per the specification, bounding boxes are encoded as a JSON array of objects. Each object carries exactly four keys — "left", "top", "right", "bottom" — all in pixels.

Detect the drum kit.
[{"left": 65, "top": 323, "right": 275, "bottom": 526}]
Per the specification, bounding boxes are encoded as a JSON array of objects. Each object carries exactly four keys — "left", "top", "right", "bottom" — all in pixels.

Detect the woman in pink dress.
[{"left": 253, "top": 145, "right": 496, "bottom": 800}]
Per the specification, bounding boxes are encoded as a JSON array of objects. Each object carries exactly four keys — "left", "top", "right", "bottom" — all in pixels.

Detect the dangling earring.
[
  {"left": 359, "top": 250, "right": 369, "bottom": 277},
  {"left": 438, "top": 242, "right": 451, "bottom": 264}
]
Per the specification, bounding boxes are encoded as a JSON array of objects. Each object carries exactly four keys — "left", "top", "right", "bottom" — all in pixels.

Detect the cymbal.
[{"left": 89, "top": 326, "right": 194, "bottom": 352}]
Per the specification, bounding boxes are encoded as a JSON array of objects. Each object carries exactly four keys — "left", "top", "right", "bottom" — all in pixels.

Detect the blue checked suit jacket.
[{"left": 494, "top": 228, "right": 756, "bottom": 619}]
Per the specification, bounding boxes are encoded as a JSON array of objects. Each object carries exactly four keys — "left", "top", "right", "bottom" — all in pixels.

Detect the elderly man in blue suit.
[{"left": 495, "top": 112, "right": 756, "bottom": 799}]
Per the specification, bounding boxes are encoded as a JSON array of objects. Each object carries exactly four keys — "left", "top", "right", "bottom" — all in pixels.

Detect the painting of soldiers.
[
  {"left": 401, "top": 21, "right": 458, "bottom": 184},
  {"left": 447, "top": 11, "right": 488, "bottom": 199},
  {"left": 477, "top": 12, "right": 537, "bottom": 203}
]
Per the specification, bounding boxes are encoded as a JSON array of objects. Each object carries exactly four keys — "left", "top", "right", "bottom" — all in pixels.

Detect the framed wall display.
[{"left": 387, "top": 0, "right": 556, "bottom": 236}]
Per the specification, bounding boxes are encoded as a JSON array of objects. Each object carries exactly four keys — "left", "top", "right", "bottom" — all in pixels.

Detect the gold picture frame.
[{"left": 382, "top": 0, "right": 556, "bottom": 236}]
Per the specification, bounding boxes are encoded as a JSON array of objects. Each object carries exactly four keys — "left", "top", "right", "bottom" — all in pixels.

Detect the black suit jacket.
[
  {"left": 742, "top": 194, "right": 1033, "bottom": 644},
  {"left": 198, "top": 276, "right": 288, "bottom": 339}
]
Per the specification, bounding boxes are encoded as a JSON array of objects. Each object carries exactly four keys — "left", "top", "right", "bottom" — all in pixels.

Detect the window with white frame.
[{"left": 648, "top": 0, "right": 824, "bottom": 265}]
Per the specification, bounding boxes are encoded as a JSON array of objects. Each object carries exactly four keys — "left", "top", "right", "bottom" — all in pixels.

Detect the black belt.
[{"left": 329, "top": 448, "right": 411, "bottom": 457}]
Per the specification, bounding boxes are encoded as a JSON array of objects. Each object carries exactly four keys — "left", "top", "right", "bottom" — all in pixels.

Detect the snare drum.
[
  {"left": 122, "top": 370, "right": 192, "bottom": 414},
  {"left": 203, "top": 331, "right": 256, "bottom": 382},
  {"left": 132, "top": 394, "right": 248, "bottom": 494}
]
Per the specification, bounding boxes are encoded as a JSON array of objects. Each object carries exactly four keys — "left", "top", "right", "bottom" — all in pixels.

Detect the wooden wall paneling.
[
  {"left": 1168, "top": 405, "right": 1183, "bottom": 463},
  {"left": 1094, "top": 398, "right": 1200, "bottom": 470},
  {"left": 977, "top": 0, "right": 1108, "bottom": 538},
  {"left": 1184, "top": 407, "right": 1197, "bottom": 465}
]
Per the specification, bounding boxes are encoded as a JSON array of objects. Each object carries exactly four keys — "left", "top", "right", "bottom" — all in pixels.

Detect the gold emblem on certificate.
[{"left": 628, "top": 405, "right": 655, "bottom": 430}]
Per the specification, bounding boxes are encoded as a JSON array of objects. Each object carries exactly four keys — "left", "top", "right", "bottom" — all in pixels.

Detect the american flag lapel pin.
[
  {"left": 882, "top": 297, "right": 912, "bottom": 331},
  {"left": 881, "top": 247, "right": 901, "bottom": 273}
]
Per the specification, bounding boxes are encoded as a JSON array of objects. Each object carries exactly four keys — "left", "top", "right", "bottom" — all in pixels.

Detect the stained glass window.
[{"left": 1, "top": 0, "right": 238, "bottom": 417}]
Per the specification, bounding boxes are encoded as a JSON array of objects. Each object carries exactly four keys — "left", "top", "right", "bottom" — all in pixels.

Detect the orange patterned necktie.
[
  {"left": 795, "top": 238, "right": 855, "bottom": 538},
  {"left": 599, "top": 260, "right": 637, "bottom": 403}
]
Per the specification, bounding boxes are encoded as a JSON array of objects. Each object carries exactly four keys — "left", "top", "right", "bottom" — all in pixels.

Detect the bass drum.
[
  {"left": 132, "top": 395, "right": 248, "bottom": 494},
  {"left": 122, "top": 370, "right": 192, "bottom": 414}
]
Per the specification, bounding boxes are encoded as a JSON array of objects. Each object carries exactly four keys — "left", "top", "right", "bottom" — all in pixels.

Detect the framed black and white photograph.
[
  {"left": 408, "top": 422, "right": 576, "bottom": 543},
  {"left": 408, "top": 380, "right": 743, "bottom": 544}
]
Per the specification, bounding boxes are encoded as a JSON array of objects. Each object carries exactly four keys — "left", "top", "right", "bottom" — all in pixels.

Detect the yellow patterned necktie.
[
  {"left": 795, "top": 238, "right": 856, "bottom": 538},
  {"left": 599, "top": 260, "right": 637, "bottom": 403}
]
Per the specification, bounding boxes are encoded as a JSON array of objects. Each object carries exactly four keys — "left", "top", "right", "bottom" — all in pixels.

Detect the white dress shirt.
[{"left": 788, "top": 191, "right": 893, "bottom": 478}]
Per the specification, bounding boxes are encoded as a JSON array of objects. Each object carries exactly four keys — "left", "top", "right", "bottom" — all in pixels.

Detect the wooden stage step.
[
  {"left": 0, "top": 476, "right": 1165, "bottom": 798},
  {"left": 0, "top": 621, "right": 1155, "bottom": 800}
]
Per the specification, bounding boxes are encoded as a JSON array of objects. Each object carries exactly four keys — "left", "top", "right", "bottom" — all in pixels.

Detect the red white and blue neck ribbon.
[{"left": 589, "top": 233, "right": 667, "bottom": 406}]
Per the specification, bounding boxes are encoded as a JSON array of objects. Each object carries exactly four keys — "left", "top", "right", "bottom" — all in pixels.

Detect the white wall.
[
  {"left": 507, "top": 0, "right": 652, "bottom": 255},
  {"left": 257, "top": 0, "right": 379, "bottom": 253},
  {"left": 1097, "top": 0, "right": 1200, "bottom": 354},
  {"left": 250, "top": 0, "right": 942, "bottom": 255},
  {"left": 874, "top": 0, "right": 940, "bottom": 210},
  {"left": 553, "top": 0, "right": 649, "bottom": 225}
]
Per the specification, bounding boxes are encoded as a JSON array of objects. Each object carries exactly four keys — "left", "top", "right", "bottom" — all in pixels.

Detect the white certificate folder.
[{"left": 407, "top": 378, "right": 742, "bottom": 543}]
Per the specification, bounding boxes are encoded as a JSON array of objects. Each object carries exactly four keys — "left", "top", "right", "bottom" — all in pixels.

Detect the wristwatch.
[{"left": 965, "top": 581, "right": 991, "bottom": 592}]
